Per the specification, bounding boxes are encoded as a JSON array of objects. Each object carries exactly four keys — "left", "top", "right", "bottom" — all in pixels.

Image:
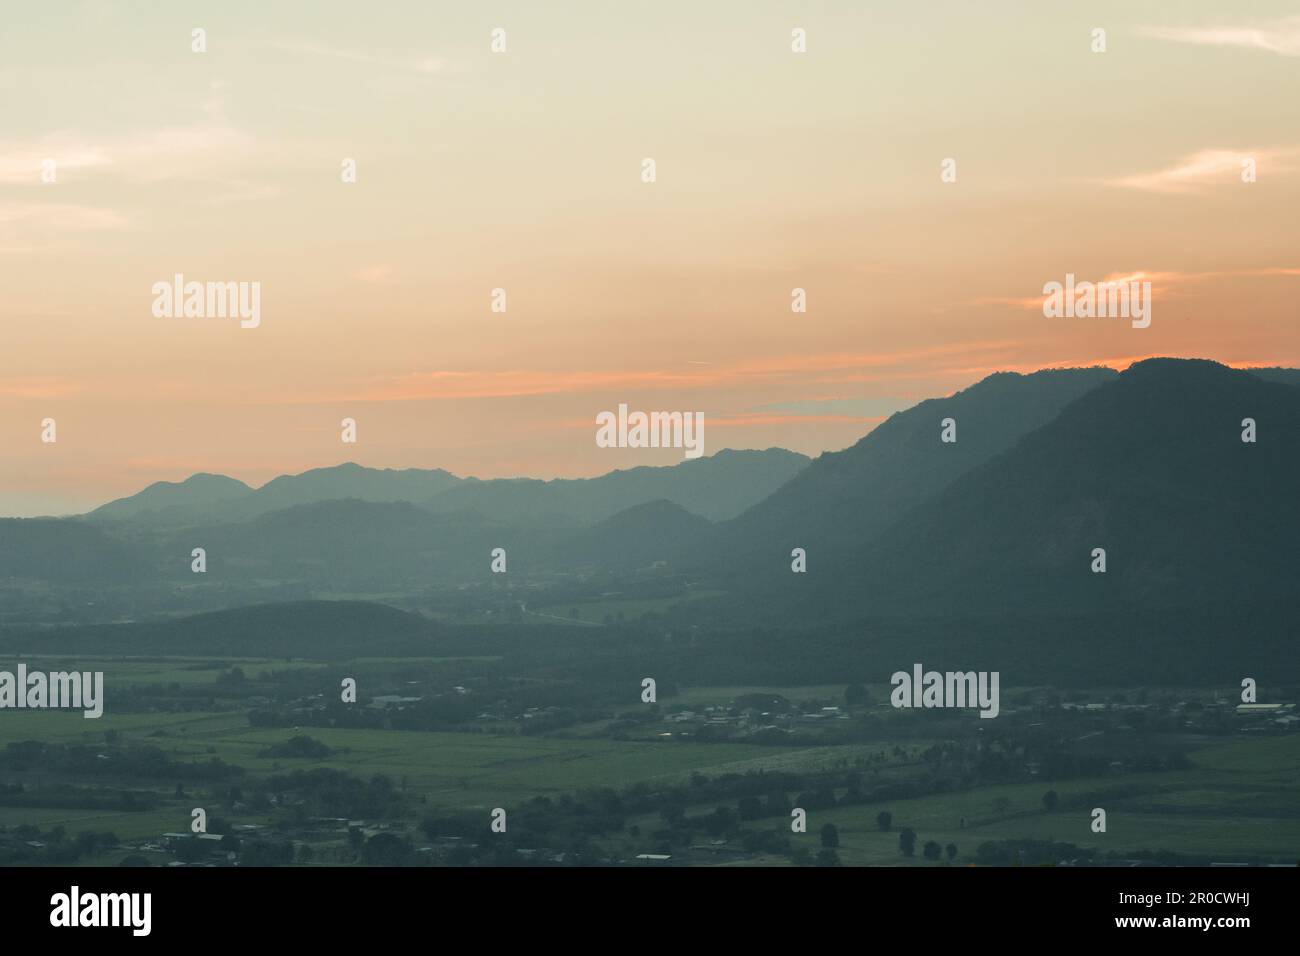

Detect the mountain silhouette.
[
  {"left": 691, "top": 366, "right": 1119, "bottom": 582},
  {"left": 86, "top": 450, "right": 807, "bottom": 529},
  {"left": 806, "top": 358, "right": 1300, "bottom": 617},
  {"left": 421, "top": 448, "right": 808, "bottom": 524}
]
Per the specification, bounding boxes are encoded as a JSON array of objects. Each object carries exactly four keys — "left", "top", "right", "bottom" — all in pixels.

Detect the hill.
[
  {"left": 0, "top": 600, "right": 439, "bottom": 660},
  {"left": 812, "top": 358, "right": 1300, "bottom": 617},
  {"left": 422, "top": 448, "right": 809, "bottom": 524},
  {"left": 693, "top": 366, "right": 1119, "bottom": 580}
]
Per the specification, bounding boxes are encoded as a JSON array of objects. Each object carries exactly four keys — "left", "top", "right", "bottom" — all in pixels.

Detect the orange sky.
[{"left": 3, "top": 1, "right": 1300, "bottom": 515}]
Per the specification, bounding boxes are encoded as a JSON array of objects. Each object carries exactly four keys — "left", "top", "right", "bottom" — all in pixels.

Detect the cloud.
[
  {"left": 197, "top": 181, "right": 281, "bottom": 205},
  {"left": 753, "top": 398, "right": 907, "bottom": 418},
  {"left": 0, "top": 124, "right": 256, "bottom": 185},
  {"left": 1140, "top": 16, "right": 1300, "bottom": 57},
  {"left": 274, "top": 39, "right": 449, "bottom": 75},
  {"left": 0, "top": 201, "right": 127, "bottom": 232},
  {"left": 708, "top": 413, "right": 888, "bottom": 428},
  {"left": 1103, "top": 148, "right": 1293, "bottom": 193},
  {"left": 0, "top": 141, "right": 112, "bottom": 183},
  {"left": 0, "top": 376, "right": 84, "bottom": 399},
  {"left": 981, "top": 267, "right": 1300, "bottom": 312},
  {"left": 278, "top": 340, "right": 1031, "bottom": 406}
]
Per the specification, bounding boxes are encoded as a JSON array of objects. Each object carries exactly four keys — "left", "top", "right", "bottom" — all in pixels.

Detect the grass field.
[
  {"left": 534, "top": 589, "right": 726, "bottom": 624},
  {"left": 675, "top": 734, "right": 1300, "bottom": 865},
  {"left": 2, "top": 659, "right": 1296, "bottom": 865}
]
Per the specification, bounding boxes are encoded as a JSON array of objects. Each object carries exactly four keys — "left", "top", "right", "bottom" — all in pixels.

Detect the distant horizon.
[{"left": 8, "top": 354, "right": 1295, "bottom": 519}]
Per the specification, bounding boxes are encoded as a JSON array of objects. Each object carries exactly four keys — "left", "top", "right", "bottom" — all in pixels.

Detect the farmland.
[{"left": 1, "top": 644, "right": 1297, "bottom": 867}]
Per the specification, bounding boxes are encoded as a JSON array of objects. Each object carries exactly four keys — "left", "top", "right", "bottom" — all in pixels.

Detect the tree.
[
  {"left": 659, "top": 804, "right": 686, "bottom": 827},
  {"left": 923, "top": 840, "right": 942, "bottom": 861},
  {"left": 1042, "top": 789, "right": 1059, "bottom": 812},
  {"left": 173, "top": 836, "right": 208, "bottom": 864},
  {"left": 845, "top": 683, "right": 869, "bottom": 708},
  {"left": 844, "top": 771, "right": 864, "bottom": 800},
  {"left": 703, "top": 806, "right": 739, "bottom": 838},
  {"left": 945, "top": 843, "right": 958, "bottom": 862},
  {"left": 899, "top": 828, "right": 916, "bottom": 857},
  {"left": 347, "top": 826, "right": 366, "bottom": 856},
  {"left": 820, "top": 823, "right": 839, "bottom": 848},
  {"left": 876, "top": 810, "right": 893, "bottom": 832},
  {"left": 362, "top": 833, "right": 412, "bottom": 866}
]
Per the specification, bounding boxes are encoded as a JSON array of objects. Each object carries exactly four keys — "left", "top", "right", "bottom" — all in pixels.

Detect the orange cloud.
[{"left": 1104, "top": 148, "right": 1295, "bottom": 193}]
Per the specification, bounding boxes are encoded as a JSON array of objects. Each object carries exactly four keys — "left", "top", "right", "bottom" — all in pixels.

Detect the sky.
[{"left": 2, "top": 1, "right": 1300, "bottom": 515}]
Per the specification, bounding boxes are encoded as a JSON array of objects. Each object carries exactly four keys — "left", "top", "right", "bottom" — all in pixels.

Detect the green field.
[
  {"left": 2, "top": 657, "right": 1297, "bottom": 866},
  {"left": 664, "top": 734, "right": 1300, "bottom": 865},
  {"left": 533, "top": 589, "right": 726, "bottom": 624}
]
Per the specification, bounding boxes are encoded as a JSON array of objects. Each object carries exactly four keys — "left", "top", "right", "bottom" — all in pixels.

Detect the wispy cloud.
[
  {"left": 753, "top": 398, "right": 907, "bottom": 418},
  {"left": 0, "top": 376, "right": 84, "bottom": 399},
  {"left": 709, "top": 413, "right": 888, "bottom": 428},
  {"left": 1140, "top": 16, "right": 1300, "bottom": 57},
  {"left": 0, "top": 201, "right": 127, "bottom": 232},
  {"left": 981, "top": 267, "right": 1300, "bottom": 312},
  {"left": 1103, "top": 148, "right": 1294, "bottom": 193},
  {"left": 0, "top": 124, "right": 256, "bottom": 185},
  {"left": 274, "top": 340, "right": 1030, "bottom": 406},
  {"left": 274, "top": 39, "right": 449, "bottom": 75}
]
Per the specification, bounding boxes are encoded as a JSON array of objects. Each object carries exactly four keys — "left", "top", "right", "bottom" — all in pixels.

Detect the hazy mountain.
[
  {"left": 85, "top": 451, "right": 806, "bottom": 530},
  {"left": 558, "top": 499, "right": 711, "bottom": 569},
  {"left": 422, "top": 448, "right": 810, "bottom": 524},
  {"left": 1247, "top": 367, "right": 1300, "bottom": 388},
  {"left": 0, "top": 517, "right": 144, "bottom": 585},
  {"left": 160, "top": 498, "right": 511, "bottom": 587},
  {"left": 90, "top": 463, "right": 460, "bottom": 527},
  {"left": 692, "top": 366, "right": 1119, "bottom": 580},
  {"left": 91, "top": 473, "right": 253, "bottom": 522},
  {"left": 253, "top": 462, "right": 461, "bottom": 513},
  {"left": 810, "top": 358, "right": 1300, "bottom": 617}
]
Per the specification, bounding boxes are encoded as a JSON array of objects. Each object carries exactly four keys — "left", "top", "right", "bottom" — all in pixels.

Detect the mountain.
[
  {"left": 85, "top": 450, "right": 807, "bottom": 530},
  {"left": 421, "top": 448, "right": 809, "bottom": 524},
  {"left": 90, "top": 463, "right": 460, "bottom": 527},
  {"left": 692, "top": 366, "right": 1119, "bottom": 580},
  {"left": 559, "top": 499, "right": 711, "bottom": 569},
  {"left": 0, "top": 518, "right": 144, "bottom": 585},
  {"left": 0, "top": 599, "right": 439, "bottom": 660},
  {"left": 1247, "top": 367, "right": 1300, "bottom": 388},
  {"left": 91, "top": 473, "right": 253, "bottom": 522},
  {"left": 159, "top": 498, "right": 515, "bottom": 587},
  {"left": 811, "top": 358, "right": 1300, "bottom": 617},
  {"left": 252, "top": 462, "right": 461, "bottom": 514}
]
